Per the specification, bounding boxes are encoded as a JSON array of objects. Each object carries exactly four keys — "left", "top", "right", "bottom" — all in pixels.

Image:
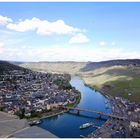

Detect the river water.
[{"left": 38, "top": 76, "right": 112, "bottom": 138}]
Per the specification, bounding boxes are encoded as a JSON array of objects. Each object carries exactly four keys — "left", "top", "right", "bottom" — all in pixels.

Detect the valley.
[{"left": 21, "top": 59, "right": 140, "bottom": 103}]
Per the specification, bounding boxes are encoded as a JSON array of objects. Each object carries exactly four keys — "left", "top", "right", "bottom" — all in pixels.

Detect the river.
[{"left": 38, "top": 76, "right": 112, "bottom": 138}]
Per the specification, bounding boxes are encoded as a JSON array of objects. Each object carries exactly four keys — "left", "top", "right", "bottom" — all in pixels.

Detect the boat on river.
[
  {"left": 80, "top": 122, "right": 93, "bottom": 129},
  {"left": 29, "top": 120, "right": 42, "bottom": 126},
  {"left": 39, "top": 76, "right": 112, "bottom": 137}
]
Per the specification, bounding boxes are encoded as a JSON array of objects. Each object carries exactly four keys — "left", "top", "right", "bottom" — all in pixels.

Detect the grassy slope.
[
  {"left": 82, "top": 66, "right": 140, "bottom": 102},
  {"left": 21, "top": 63, "right": 140, "bottom": 102}
]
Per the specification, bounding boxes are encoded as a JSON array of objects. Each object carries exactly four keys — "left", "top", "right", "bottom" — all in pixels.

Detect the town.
[
  {"left": 0, "top": 61, "right": 140, "bottom": 138},
  {"left": 0, "top": 68, "right": 80, "bottom": 119},
  {"left": 88, "top": 96, "right": 140, "bottom": 138}
]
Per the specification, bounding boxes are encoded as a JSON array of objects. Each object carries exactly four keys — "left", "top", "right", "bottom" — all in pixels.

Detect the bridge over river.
[
  {"left": 38, "top": 76, "right": 126, "bottom": 138},
  {"left": 63, "top": 106, "right": 127, "bottom": 120}
]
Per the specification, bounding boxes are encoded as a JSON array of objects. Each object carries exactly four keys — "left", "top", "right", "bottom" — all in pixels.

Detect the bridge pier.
[{"left": 77, "top": 110, "right": 80, "bottom": 115}]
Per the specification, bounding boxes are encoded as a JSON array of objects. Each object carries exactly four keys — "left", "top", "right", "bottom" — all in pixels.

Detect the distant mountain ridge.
[
  {"left": 20, "top": 59, "right": 140, "bottom": 74},
  {"left": 1, "top": 59, "right": 140, "bottom": 74},
  {"left": 80, "top": 59, "right": 140, "bottom": 72},
  {"left": 1, "top": 59, "right": 140, "bottom": 102}
]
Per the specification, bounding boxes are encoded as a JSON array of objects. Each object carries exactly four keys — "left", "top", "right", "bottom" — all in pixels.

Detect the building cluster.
[
  {"left": 89, "top": 96, "right": 140, "bottom": 138},
  {"left": 111, "top": 97, "right": 140, "bottom": 138},
  {"left": 0, "top": 69, "right": 79, "bottom": 118}
]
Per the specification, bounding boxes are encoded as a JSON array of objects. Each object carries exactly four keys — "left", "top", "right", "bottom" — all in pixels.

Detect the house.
[
  {"left": 130, "top": 121, "right": 139, "bottom": 128},
  {"left": 5, "top": 94, "right": 12, "bottom": 99},
  {"left": 36, "top": 108, "right": 42, "bottom": 112},
  {"left": 134, "top": 108, "right": 140, "bottom": 112},
  {"left": 8, "top": 109, "right": 14, "bottom": 115},
  {"left": 0, "top": 95, "right": 3, "bottom": 99},
  {"left": 24, "top": 112, "right": 31, "bottom": 117},
  {"left": 46, "top": 104, "right": 51, "bottom": 110},
  {"left": 50, "top": 103, "right": 59, "bottom": 109}
]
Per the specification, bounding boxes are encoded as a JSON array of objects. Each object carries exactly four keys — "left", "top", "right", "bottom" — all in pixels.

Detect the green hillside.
[
  {"left": 81, "top": 66, "right": 140, "bottom": 102},
  {"left": 21, "top": 60, "right": 140, "bottom": 102}
]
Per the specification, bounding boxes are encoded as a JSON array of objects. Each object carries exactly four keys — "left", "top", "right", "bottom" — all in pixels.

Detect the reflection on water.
[{"left": 38, "top": 76, "right": 112, "bottom": 138}]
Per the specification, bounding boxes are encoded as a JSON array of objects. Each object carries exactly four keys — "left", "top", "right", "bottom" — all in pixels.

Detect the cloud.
[
  {"left": 0, "top": 15, "right": 12, "bottom": 25},
  {"left": 7, "top": 17, "right": 39, "bottom": 32},
  {"left": 36, "top": 19, "right": 80, "bottom": 36},
  {"left": 1, "top": 45, "right": 140, "bottom": 62},
  {"left": 69, "top": 33, "right": 89, "bottom": 44},
  {"left": 99, "top": 41, "right": 116, "bottom": 46},
  {"left": 99, "top": 41, "right": 107, "bottom": 46},
  {"left": 7, "top": 17, "right": 81, "bottom": 36},
  {"left": 1, "top": 15, "right": 88, "bottom": 44}
]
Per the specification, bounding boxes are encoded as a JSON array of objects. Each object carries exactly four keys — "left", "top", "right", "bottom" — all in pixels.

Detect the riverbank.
[
  {"left": 1, "top": 110, "right": 63, "bottom": 138},
  {"left": 78, "top": 75, "right": 116, "bottom": 138},
  {"left": 26, "top": 75, "right": 81, "bottom": 121},
  {"left": 28, "top": 93, "right": 81, "bottom": 122},
  {"left": 80, "top": 75, "right": 112, "bottom": 99},
  {"left": 66, "top": 91, "right": 81, "bottom": 108},
  {"left": 87, "top": 99, "right": 114, "bottom": 138},
  {"left": 86, "top": 89, "right": 140, "bottom": 138},
  {"left": 80, "top": 78, "right": 128, "bottom": 138},
  {"left": 0, "top": 76, "right": 81, "bottom": 138},
  {"left": 87, "top": 97, "right": 128, "bottom": 138},
  {"left": 36, "top": 76, "right": 112, "bottom": 138}
]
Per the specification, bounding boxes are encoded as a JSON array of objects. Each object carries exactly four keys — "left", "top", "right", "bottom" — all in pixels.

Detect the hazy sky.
[{"left": 0, "top": 2, "right": 140, "bottom": 62}]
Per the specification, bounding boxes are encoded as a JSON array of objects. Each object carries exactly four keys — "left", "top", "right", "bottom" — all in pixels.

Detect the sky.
[{"left": 0, "top": 2, "right": 140, "bottom": 62}]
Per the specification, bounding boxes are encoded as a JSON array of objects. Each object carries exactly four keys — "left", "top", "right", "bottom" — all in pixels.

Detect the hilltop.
[
  {"left": 80, "top": 59, "right": 140, "bottom": 72},
  {"left": 0, "top": 60, "right": 27, "bottom": 74},
  {"left": 21, "top": 59, "right": 140, "bottom": 102}
]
